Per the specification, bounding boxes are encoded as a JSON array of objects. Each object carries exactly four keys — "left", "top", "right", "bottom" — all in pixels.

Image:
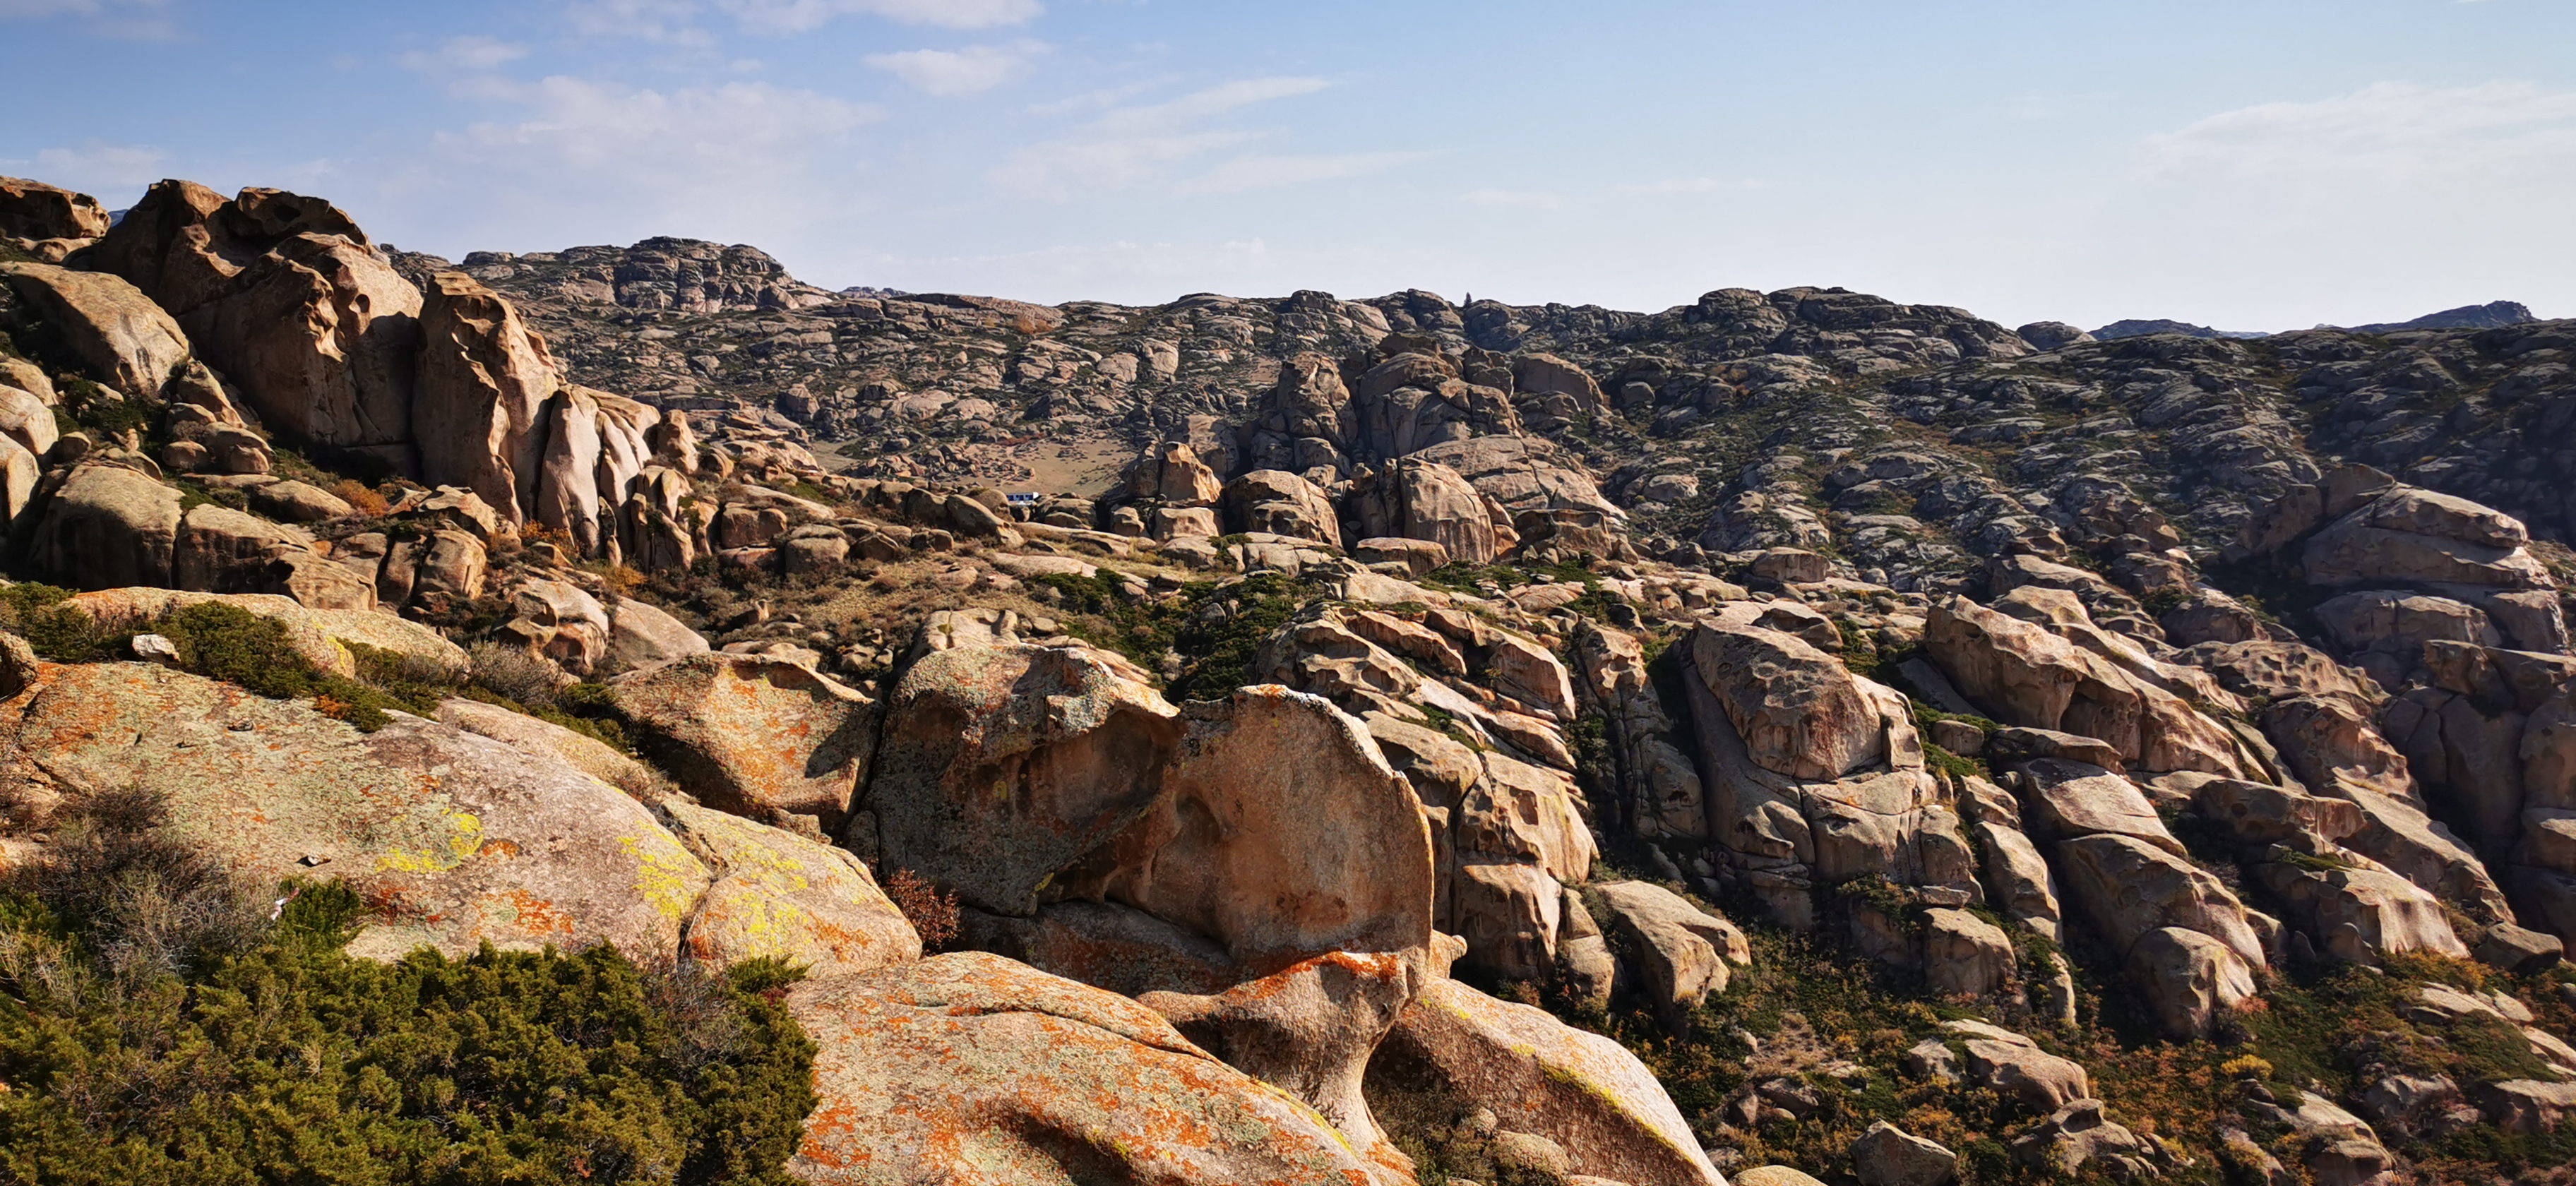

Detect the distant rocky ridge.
[
  {"left": 2091, "top": 301, "right": 2538, "bottom": 343},
  {"left": 8, "top": 172, "right": 2576, "bottom": 1186}
]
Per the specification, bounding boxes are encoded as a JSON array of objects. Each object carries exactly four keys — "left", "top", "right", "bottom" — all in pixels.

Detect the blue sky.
[{"left": 4, "top": 1, "right": 2572, "bottom": 330}]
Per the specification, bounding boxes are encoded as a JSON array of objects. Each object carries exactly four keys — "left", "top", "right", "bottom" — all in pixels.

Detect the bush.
[
  {"left": 0, "top": 583, "right": 117, "bottom": 662},
  {"left": 882, "top": 869, "right": 958, "bottom": 952},
  {"left": 329, "top": 479, "right": 392, "bottom": 518},
  {"left": 0, "top": 796, "right": 818, "bottom": 1185}
]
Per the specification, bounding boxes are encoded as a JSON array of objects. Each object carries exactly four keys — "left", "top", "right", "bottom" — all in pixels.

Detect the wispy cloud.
[
  {"left": 417, "top": 76, "right": 883, "bottom": 236},
  {"left": 0, "top": 0, "right": 174, "bottom": 39},
  {"left": 865, "top": 40, "right": 1047, "bottom": 96},
  {"left": 2146, "top": 80, "right": 2576, "bottom": 182},
  {"left": 1177, "top": 150, "right": 1431, "bottom": 196},
  {"left": 1611, "top": 176, "right": 1758, "bottom": 196},
  {"left": 1025, "top": 78, "right": 1168, "bottom": 117},
  {"left": 0, "top": 141, "right": 171, "bottom": 198},
  {"left": 1460, "top": 188, "right": 1565, "bottom": 209},
  {"left": 991, "top": 76, "right": 1350, "bottom": 200},
  {"left": 715, "top": 0, "right": 1041, "bottom": 33},
  {"left": 400, "top": 35, "right": 531, "bottom": 73}
]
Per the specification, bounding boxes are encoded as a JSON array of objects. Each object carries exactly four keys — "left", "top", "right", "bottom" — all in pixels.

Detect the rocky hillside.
[{"left": 5, "top": 174, "right": 2576, "bottom": 1186}]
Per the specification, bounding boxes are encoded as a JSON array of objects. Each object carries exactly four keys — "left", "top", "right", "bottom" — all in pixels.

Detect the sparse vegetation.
[{"left": 0, "top": 789, "right": 819, "bottom": 1185}]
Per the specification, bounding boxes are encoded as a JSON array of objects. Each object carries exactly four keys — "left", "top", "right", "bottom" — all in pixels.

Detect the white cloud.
[
  {"left": 865, "top": 40, "right": 1046, "bottom": 96},
  {"left": 1460, "top": 188, "right": 1564, "bottom": 209},
  {"left": 11, "top": 142, "right": 172, "bottom": 198},
  {"left": 400, "top": 35, "right": 531, "bottom": 73},
  {"left": 715, "top": 0, "right": 1041, "bottom": 33},
  {"left": 1025, "top": 78, "right": 1167, "bottom": 117},
  {"left": 416, "top": 77, "right": 883, "bottom": 237},
  {"left": 0, "top": 0, "right": 172, "bottom": 37},
  {"left": 2145, "top": 80, "right": 2576, "bottom": 183},
  {"left": 1177, "top": 151, "right": 1431, "bottom": 196},
  {"left": 561, "top": 0, "right": 719, "bottom": 44},
  {"left": 1611, "top": 176, "right": 1756, "bottom": 196},
  {"left": 991, "top": 76, "right": 1335, "bottom": 200}
]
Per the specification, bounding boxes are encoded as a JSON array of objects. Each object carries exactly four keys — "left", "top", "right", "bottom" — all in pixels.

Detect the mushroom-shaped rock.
[
  {"left": 1140, "top": 950, "right": 1431, "bottom": 1171},
  {"left": 787, "top": 952, "right": 1393, "bottom": 1185},
  {"left": 1366, "top": 976, "right": 1728, "bottom": 1186},
  {"left": 612, "top": 652, "right": 879, "bottom": 832}
]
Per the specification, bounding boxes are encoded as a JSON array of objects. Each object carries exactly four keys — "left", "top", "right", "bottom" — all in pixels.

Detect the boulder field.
[{"left": 6, "top": 172, "right": 2576, "bottom": 1185}]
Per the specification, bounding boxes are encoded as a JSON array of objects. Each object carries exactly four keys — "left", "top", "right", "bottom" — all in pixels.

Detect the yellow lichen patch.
[
  {"left": 376, "top": 811, "right": 485, "bottom": 875},
  {"left": 619, "top": 831, "right": 710, "bottom": 922},
  {"left": 688, "top": 877, "right": 819, "bottom": 964}
]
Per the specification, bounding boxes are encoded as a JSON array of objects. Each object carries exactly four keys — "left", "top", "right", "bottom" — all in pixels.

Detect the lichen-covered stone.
[
  {"left": 613, "top": 652, "right": 878, "bottom": 832},
  {"left": 787, "top": 952, "right": 1391, "bottom": 1185}
]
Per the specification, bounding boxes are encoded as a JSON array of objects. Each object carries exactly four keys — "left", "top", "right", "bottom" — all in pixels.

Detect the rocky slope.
[{"left": 6, "top": 173, "right": 2576, "bottom": 1185}]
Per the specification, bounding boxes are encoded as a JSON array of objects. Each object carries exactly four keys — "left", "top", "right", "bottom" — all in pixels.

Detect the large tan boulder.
[
  {"left": 2020, "top": 758, "right": 2179, "bottom": 851},
  {"left": 171, "top": 503, "right": 321, "bottom": 596},
  {"left": 611, "top": 652, "right": 878, "bottom": 832},
  {"left": 1, "top": 263, "right": 192, "bottom": 397},
  {"left": 0, "top": 436, "right": 37, "bottom": 523},
  {"left": 0, "top": 383, "right": 58, "bottom": 460},
  {"left": 2126, "top": 926, "right": 2262, "bottom": 1038},
  {"left": 1073, "top": 686, "right": 1437, "bottom": 970},
  {"left": 1690, "top": 621, "right": 1887, "bottom": 781},
  {"left": 1124, "top": 438, "right": 1224, "bottom": 506},
  {"left": 605, "top": 597, "right": 707, "bottom": 671},
  {"left": 787, "top": 952, "right": 1392, "bottom": 1185},
  {"left": 0, "top": 176, "right": 111, "bottom": 241},
  {"left": 858, "top": 643, "right": 1181, "bottom": 916},
  {"left": 1224, "top": 468, "right": 1342, "bottom": 546},
  {"left": 2055, "top": 833, "right": 2265, "bottom": 1035},
  {"left": 2253, "top": 853, "right": 2466, "bottom": 963},
  {"left": 1407, "top": 434, "right": 1622, "bottom": 523},
  {"left": 23, "top": 462, "right": 183, "bottom": 588},
  {"left": 1354, "top": 456, "right": 1501, "bottom": 565},
  {"left": 1926, "top": 595, "right": 2082, "bottom": 729},
  {"left": 179, "top": 232, "right": 422, "bottom": 448},
  {"left": 414, "top": 271, "right": 559, "bottom": 522},
  {"left": 1924, "top": 906, "right": 2017, "bottom": 998},
  {"left": 1943, "top": 1020, "right": 2092, "bottom": 1113},
  {"left": 2303, "top": 489, "right": 2550, "bottom": 589},
  {"left": 8, "top": 661, "right": 699, "bottom": 962},
  {"left": 1588, "top": 880, "right": 1750, "bottom": 1031},
  {"left": 1366, "top": 976, "right": 1727, "bottom": 1186},
  {"left": 82, "top": 181, "right": 366, "bottom": 315}
]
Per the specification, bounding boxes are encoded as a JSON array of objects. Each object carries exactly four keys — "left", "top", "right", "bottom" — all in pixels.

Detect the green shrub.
[
  {"left": 0, "top": 793, "right": 818, "bottom": 1185},
  {"left": 0, "top": 583, "right": 119, "bottom": 662}
]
